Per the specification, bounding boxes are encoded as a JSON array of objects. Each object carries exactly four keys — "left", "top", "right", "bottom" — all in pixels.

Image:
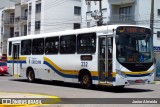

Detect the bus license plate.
[{"left": 135, "top": 79, "right": 143, "bottom": 83}]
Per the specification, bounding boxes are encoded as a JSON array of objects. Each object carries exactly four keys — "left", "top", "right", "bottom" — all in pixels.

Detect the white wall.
[
  {"left": 28, "top": 0, "right": 81, "bottom": 34},
  {"left": 137, "top": 0, "right": 160, "bottom": 46}
]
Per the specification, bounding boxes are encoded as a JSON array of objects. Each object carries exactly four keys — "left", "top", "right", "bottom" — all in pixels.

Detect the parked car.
[{"left": 0, "top": 61, "right": 8, "bottom": 75}]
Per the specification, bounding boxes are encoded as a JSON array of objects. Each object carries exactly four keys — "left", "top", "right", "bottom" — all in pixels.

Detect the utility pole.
[
  {"left": 86, "top": 0, "right": 103, "bottom": 26},
  {"left": 97, "top": 0, "right": 103, "bottom": 26},
  {"left": 150, "top": 0, "right": 154, "bottom": 33}
]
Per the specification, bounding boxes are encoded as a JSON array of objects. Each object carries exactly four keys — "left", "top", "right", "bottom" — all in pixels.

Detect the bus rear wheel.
[
  {"left": 80, "top": 73, "right": 92, "bottom": 89},
  {"left": 27, "top": 69, "right": 35, "bottom": 82}
]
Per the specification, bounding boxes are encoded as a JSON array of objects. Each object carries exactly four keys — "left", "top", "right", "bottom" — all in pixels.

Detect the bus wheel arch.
[
  {"left": 79, "top": 69, "right": 92, "bottom": 89},
  {"left": 26, "top": 67, "right": 35, "bottom": 82}
]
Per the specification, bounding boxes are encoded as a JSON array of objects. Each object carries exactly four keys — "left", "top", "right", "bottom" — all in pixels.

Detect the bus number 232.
[{"left": 81, "top": 62, "right": 88, "bottom": 67}]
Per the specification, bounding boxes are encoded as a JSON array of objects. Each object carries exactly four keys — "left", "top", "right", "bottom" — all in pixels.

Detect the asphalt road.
[{"left": 0, "top": 74, "right": 160, "bottom": 107}]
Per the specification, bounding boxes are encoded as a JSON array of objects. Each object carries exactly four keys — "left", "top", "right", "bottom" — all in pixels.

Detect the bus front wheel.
[
  {"left": 27, "top": 69, "right": 35, "bottom": 82},
  {"left": 80, "top": 73, "right": 92, "bottom": 89}
]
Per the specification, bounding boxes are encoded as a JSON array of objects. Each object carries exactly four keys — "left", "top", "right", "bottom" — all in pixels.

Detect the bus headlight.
[
  {"left": 149, "top": 72, "right": 154, "bottom": 76},
  {"left": 116, "top": 69, "right": 127, "bottom": 78}
]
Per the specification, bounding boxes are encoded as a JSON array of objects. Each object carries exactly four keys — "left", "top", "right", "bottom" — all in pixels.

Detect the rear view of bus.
[{"left": 115, "top": 26, "right": 154, "bottom": 86}]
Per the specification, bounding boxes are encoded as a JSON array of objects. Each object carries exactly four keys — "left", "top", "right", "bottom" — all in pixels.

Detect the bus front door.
[
  {"left": 12, "top": 44, "right": 20, "bottom": 76},
  {"left": 107, "top": 37, "right": 113, "bottom": 82},
  {"left": 98, "top": 36, "right": 113, "bottom": 83},
  {"left": 98, "top": 36, "right": 107, "bottom": 82}
]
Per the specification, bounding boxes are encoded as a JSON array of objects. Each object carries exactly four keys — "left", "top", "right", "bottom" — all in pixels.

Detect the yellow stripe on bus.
[
  {"left": 123, "top": 70, "right": 153, "bottom": 75},
  {"left": 7, "top": 57, "right": 26, "bottom": 61}
]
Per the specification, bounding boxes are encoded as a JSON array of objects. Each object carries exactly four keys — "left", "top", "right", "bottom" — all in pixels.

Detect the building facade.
[
  {"left": 0, "top": 0, "right": 15, "bottom": 58},
  {"left": 28, "top": 0, "right": 81, "bottom": 35},
  {"left": 0, "top": 0, "right": 81, "bottom": 55},
  {"left": 0, "top": 6, "right": 15, "bottom": 56}
]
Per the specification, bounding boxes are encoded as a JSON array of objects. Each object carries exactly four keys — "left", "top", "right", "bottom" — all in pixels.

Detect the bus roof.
[{"left": 8, "top": 24, "right": 150, "bottom": 42}]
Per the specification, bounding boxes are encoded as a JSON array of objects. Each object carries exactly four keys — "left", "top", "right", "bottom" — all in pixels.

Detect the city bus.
[{"left": 7, "top": 25, "right": 154, "bottom": 88}]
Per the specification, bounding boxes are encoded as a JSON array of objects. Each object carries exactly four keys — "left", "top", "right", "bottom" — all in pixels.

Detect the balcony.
[
  {"left": 2, "top": 18, "right": 14, "bottom": 26},
  {"left": 21, "top": 16, "right": 27, "bottom": 20},
  {"left": 15, "top": 16, "right": 20, "bottom": 22},
  {"left": 20, "top": 16, "right": 28, "bottom": 24},
  {"left": 21, "top": 0, "right": 30, "bottom": 5},
  {"left": 108, "top": 0, "right": 135, "bottom": 5},
  {"left": 108, "top": 14, "right": 136, "bottom": 24}
]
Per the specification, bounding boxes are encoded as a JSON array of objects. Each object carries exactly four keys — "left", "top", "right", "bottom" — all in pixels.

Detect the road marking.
[{"left": 0, "top": 92, "right": 61, "bottom": 107}]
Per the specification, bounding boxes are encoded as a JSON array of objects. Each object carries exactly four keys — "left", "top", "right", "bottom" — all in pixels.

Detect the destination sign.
[{"left": 116, "top": 26, "right": 151, "bottom": 34}]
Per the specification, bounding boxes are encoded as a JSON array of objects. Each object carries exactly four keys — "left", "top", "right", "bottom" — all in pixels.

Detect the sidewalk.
[{"left": 155, "top": 81, "right": 160, "bottom": 84}]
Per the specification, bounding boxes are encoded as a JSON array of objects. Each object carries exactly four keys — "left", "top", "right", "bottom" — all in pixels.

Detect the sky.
[{"left": 0, "top": 0, "right": 15, "bottom": 9}]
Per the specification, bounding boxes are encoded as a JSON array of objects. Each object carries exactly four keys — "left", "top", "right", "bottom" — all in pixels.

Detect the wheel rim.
[
  {"left": 81, "top": 75, "right": 91, "bottom": 88},
  {"left": 28, "top": 71, "right": 34, "bottom": 81}
]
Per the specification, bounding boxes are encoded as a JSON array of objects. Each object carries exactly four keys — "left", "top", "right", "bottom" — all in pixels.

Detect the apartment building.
[
  {"left": 0, "top": 0, "right": 15, "bottom": 57},
  {"left": 82, "top": 0, "right": 160, "bottom": 80},
  {"left": 0, "top": 6, "right": 15, "bottom": 55},
  {"left": 14, "top": 0, "right": 81, "bottom": 35},
  {"left": 0, "top": 0, "right": 81, "bottom": 55}
]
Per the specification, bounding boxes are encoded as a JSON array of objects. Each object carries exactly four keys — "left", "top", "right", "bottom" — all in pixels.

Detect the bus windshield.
[{"left": 116, "top": 34, "right": 153, "bottom": 63}]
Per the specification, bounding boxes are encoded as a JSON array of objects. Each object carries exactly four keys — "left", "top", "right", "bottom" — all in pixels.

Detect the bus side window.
[
  {"left": 21, "top": 39, "right": 31, "bottom": 55},
  {"left": 32, "top": 38, "right": 44, "bottom": 55},
  {"left": 77, "top": 33, "right": 96, "bottom": 54},
  {"left": 45, "top": 37, "right": 59, "bottom": 54},
  {"left": 60, "top": 35, "right": 76, "bottom": 54}
]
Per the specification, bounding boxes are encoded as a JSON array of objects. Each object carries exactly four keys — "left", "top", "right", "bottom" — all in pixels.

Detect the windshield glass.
[{"left": 116, "top": 34, "right": 153, "bottom": 63}]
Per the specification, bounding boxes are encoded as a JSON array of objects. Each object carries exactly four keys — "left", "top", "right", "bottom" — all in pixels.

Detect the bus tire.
[
  {"left": 80, "top": 73, "right": 92, "bottom": 89},
  {"left": 27, "top": 69, "right": 35, "bottom": 82},
  {"left": 114, "top": 85, "right": 125, "bottom": 89}
]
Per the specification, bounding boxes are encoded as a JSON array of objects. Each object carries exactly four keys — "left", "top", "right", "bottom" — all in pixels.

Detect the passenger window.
[
  {"left": 32, "top": 38, "right": 44, "bottom": 55},
  {"left": 8, "top": 42, "right": 12, "bottom": 56},
  {"left": 21, "top": 40, "right": 31, "bottom": 55},
  {"left": 45, "top": 37, "right": 59, "bottom": 54},
  {"left": 77, "top": 33, "right": 96, "bottom": 54},
  {"left": 60, "top": 35, "right": 76, "bottom": 54}
]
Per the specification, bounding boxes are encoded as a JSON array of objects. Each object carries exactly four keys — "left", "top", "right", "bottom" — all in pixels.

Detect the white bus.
[{"left": 7, "top": 25, "right": 154, "bottom": 88}]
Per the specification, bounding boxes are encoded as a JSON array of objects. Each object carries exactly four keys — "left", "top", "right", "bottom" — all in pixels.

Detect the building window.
[
  {"left": 10, "top": 27, "right": 14, "bottom": 37},
  {"left": 60, "top": 35, "right": 76, "bottom": 54},
  {"left": 29, "top": 5, "right": 32, "bottom": 14},
  {"left": 24, "top": 9, "right": 28, "bottom": 17},
  {"left": 35, "top": 21, "right": 40, "bottom": 30},
  {"left": 157, "top": 31, "right": 160, "bottom": 38},
  {"left": 15, "top": 32, "right": 19, "bottom": 37},
  {"left": 74, "top": 23, "right": 80, "bottom": 29},
  {"left": 1, "top": 27, "right": 3, "bottom": 34},
  {"left": 74, "top": 6, "right": 81, "bottom": 15},
  {"left": 36, "top": 3, "right": 41, "bottom": 13},
  {"left": 32, "top": 38, "right": 44, "bottom": 55},
  {"left": 10, "top": 13, "right": 14, "bottom": 23},
  {"left": 77, "top": 33, "right": 96, "bottom": 54},
  {"left": 119, "top": 6, "right": 132, "bottom": 21},
  {"left": 21, "top": 40, "right": 31, "bottom": 55},
  {"left": 158, "top": 9, "right": 160, "bottom": 15},
  {"left": 28, "top": 22, "right": 31, "bottom": 31},
  {"left": 45, "top": 37, "right": 59, "bottom": 54},
  {"left": 24, "top": 25, "right": 27, "bottom": 36}
]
